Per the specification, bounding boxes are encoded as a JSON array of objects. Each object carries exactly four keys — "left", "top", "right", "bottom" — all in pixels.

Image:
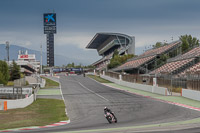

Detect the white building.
[{"left": 9, "top": 50, "right": 40, "bottom": 75}]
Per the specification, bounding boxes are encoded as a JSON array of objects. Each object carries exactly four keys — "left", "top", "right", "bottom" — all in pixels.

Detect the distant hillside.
[{"left": 0, "top": 44, "right": 82, "bottom": 66}]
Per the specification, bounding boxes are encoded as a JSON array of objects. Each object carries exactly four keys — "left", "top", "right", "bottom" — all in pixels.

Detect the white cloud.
[
  {"left": 135, "top": 34, "right": 166, "bottom": 47},
  {"left": 55, "top": 33, "right": 93, "bottom": 49}
]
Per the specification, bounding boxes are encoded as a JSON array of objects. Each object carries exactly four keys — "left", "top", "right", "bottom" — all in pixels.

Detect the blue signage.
[{"left": 43, "top": 13, "right": 56, "bottom": 26}]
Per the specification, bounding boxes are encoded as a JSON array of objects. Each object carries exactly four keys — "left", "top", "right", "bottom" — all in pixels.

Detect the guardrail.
[
  {"left": 182, "top": 88, "right": 200, "bottom": 101},
  {"left": 100, "top": 74, "right": 170, "bottom": 96}
]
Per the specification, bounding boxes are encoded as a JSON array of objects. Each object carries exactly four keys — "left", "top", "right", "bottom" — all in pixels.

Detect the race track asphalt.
[{"left": 19, "top": 75, "right": 200, "bottom": 133}]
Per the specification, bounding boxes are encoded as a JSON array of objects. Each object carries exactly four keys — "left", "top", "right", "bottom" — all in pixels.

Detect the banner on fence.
[{"left": 0, "top": 88, "right": 32, "bottom": 95}]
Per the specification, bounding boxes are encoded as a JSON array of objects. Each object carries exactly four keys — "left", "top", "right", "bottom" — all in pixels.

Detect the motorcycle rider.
[
  {"left": 104, "top": 107, "right": 114, "bottom": 116},
  {"left": 104, "top": 107, "right": 117, "bottom": 123}
]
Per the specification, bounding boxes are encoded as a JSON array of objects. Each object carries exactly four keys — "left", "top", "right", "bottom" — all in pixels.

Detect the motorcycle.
[{"left": 104, "top": 111, "right": 117, "bottom": 123}]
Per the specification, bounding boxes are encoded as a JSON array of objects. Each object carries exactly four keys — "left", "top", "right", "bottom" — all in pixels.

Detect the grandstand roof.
[{"left": 86, "top": 32, "right": 133, "bottom": 49}]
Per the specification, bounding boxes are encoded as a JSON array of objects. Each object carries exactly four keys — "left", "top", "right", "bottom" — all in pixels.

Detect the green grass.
[
  {"left": 41, "top": 77, "right": 59, "bottom": 89},
  {"left": 0, "top": 98, "right": 68, "bottom": 130},
  {"left": 87, "top": 75, "right": 112, "bottom": 83}
]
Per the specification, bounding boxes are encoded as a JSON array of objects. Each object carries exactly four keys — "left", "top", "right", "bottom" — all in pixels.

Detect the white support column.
[{"left": 119, "top": 75, "right": 122, "bottom": 81}]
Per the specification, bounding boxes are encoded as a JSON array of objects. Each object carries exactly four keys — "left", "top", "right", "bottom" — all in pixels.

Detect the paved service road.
[{"left": 21, "top": 75, "right": 200, "bottom": 133}]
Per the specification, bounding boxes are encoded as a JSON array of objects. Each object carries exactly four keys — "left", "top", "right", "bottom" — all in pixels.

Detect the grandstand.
[
  {"left": 86, "top": 33, "right": 135, "bottom": 70},
  {"left": 150, "top": 46, "right": 200, "bottom": 76},
  {"left": 114, "top": 40, "right": 181, "bottom": 74}
]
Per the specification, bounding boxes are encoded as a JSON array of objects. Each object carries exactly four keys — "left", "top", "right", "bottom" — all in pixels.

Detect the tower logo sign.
[
  {"left": 45, "top": 14, "right": 55, "bottom": 22},
  {"left": 43, "top": 13, "right": 56, "bottom": 26}
]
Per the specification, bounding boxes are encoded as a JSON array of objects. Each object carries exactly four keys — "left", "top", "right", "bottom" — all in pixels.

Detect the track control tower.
[{"left": 43, "top": 13, "right": 56, "bottom": 67}]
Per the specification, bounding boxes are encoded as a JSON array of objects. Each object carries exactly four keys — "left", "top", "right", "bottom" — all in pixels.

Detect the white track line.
[
  {"left": 63, "top": 76, "right": 110, "bottom": 102},
  {"left": 45, "top": 76, "right": 69, "bottom": 115},
  {"left": 64, "top": 78, "right": 109, "bottom": 101},
  {"left": 78, "top": 82, "right": 109, "bottom": 102},
  {"left": 60, "top": 84, "right": 69, "bottom": 115}
]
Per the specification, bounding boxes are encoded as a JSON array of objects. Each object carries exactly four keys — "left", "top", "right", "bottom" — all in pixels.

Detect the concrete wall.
[
  {"left": 101, "top": 74, "right": 169, "bottom": 96},
  {"left": 182, "top": 88, "right": 200, "bottom": 101},
  {"left": 0, "top": 94, "right": 34, "bottom": 110}
]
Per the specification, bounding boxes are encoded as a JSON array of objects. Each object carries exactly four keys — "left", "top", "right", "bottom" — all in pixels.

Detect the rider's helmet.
[{"left": 104, "top": 107, "right": 107, "bottom": 110}]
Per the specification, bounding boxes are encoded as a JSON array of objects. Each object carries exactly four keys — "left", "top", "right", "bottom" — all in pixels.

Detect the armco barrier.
[
  {"left": 182, "top": 88, "right": 200, "bottom": 101},
  {"left": 0, "top": 94, "right": 34, "bottom": 110},
  {"left": 101, "top": 74, "right": 170, "bottom": 96}
]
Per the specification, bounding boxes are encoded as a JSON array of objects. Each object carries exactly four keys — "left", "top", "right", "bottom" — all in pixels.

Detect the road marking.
[
  {"left": 78, "top": 82, "right": 109, "bottom": 102},
  {"left": 64, "top": 78, "right": 109, "bottom": 101},
  {"left": 44, "top": 76, "right": 69, "bottom": 116}
]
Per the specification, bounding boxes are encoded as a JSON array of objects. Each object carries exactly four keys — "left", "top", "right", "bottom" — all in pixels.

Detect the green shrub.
[{"left": 7, "top": 81, "right": 14, "bottom": 86}]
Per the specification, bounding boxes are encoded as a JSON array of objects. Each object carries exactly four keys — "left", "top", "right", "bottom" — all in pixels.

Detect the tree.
[
  {"left": 107, "top": 54, "right": 134, "bottom": 69},
  {"left": 153, "top": 42, "right": 162, "bottom": 48},
  {"left": 181, "top": 38, "right": 189, "bottom": 52},
  {"left": 0, "top": 60, "right": 9, "bottom": 85},
  {"left": 0, "top": 72, "right": 6, "bottom": 85},
  {"left": 10, "top": 60, "right": 21, "bottom": 81},
  {"left": 180, "top": 35, "right": 199, "bottom": 52}
]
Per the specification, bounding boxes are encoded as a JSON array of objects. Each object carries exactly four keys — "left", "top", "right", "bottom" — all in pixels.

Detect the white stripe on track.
[
  {"left": 64, "top": 77, "right": 109, "bottom": 101},
  {"left": 78, "top": 82, "right": 109, "bottom": 102},
  {"left": 46, "top": 76, "right": 69, "bottom": 115}
]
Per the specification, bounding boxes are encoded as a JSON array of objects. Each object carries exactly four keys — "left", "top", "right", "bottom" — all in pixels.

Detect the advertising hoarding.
[{"left": 0, "top": 88, "right": 32, "bottom": 95}]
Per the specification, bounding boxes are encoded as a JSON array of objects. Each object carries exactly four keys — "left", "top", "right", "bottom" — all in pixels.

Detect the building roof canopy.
[{"left": 86, "top": 32, "right": 132, "bottom": 49}]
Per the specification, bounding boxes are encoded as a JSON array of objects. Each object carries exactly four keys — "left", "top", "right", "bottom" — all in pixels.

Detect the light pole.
[
  {"left": 40, "top": 44, "right": 43, "bottom": 74},
  {"left": 5, "top": 41, "right": 9, "bottom": 64}
]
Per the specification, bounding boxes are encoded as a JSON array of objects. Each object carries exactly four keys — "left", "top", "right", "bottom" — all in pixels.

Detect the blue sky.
[{"left": 0, "top": 0, "right": 200, "bottom": 65}]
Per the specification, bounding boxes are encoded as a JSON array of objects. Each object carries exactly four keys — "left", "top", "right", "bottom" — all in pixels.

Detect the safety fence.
[
  {"left": 14, "top": 78, "right": 26, "bottom": 87},
  {"left": 103, "top": 71, "right": 200, "bottom": 92}
]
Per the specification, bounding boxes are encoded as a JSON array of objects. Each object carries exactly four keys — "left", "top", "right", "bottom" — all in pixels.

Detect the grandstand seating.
[
  {"left": 116, "top": 55, "right": 156, "bottom": 70},
  {"left": 140, "top": 41, "right": 180, "bottom": 57},
  {"left": 150, "top": 58, "right": 195, "bottom": 74},
  {"left": 94, "top": 53, "right": 113, "bottom": 70},
  {"left": 168, "top": 47, "right": 200, "bottom": 62},
  {"left": 114, "top": 41, "right": 181, "bottom": 72},
  {"left": 180, "top": 61, "right": 200, "bottom": 75},
  {"left": 151, "top": 46, "right": 200, "bottom": 75}
]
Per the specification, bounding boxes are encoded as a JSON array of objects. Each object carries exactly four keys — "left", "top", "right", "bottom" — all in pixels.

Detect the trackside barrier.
[
  {"left": 86, "top": 72, "right": 95, "bottom": 75},
  {"left": 182, "top": 88, "right": 200, "bottom": 101},
  {"left": 0, "top": 94, "right": 34, "bottom": 110},
  {"left": 100, "top": 74, "right": 170, "bottom": 96}
]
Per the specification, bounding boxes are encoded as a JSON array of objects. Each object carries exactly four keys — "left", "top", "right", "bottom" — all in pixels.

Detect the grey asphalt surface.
[{"left": 19, "top": 75, "right": 200, "bottom": 133}]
